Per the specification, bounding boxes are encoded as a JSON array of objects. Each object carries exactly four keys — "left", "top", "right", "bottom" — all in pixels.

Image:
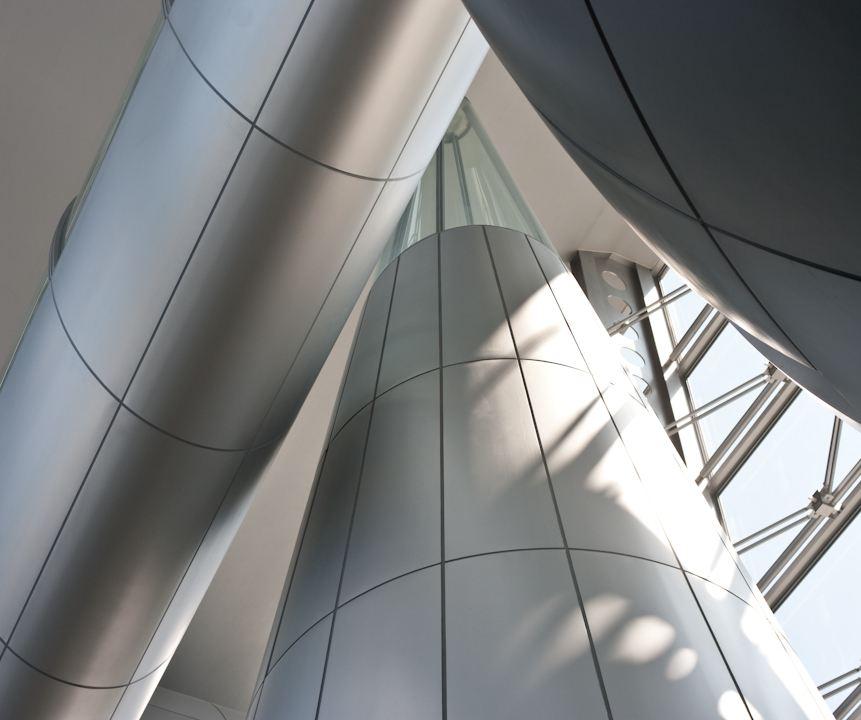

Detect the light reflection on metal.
[{"left": 649, "top": 270, "right": 861, "bottom": 705}]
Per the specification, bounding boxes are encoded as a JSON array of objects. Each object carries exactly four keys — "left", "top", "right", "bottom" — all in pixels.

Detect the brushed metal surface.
[
  {"left": 485, "top": 226, "right": 586, "bottom": 371},
  {"left": 377, "top": 234, "right": 439, "bottom": 395},
  {"left": 689, "top": 576, "right": 829, "bottom": 720},
  {"left": 257, "top": 0, "right": 470, "bottom": 179},
  {"left": 440, "top": 225, "right": 515, "bottom": 365},
  {"left": 553, "top": 134, "right": 809, "bottom": 368},
  {"left": 124, "top": 130, "right": 383, "bottom": 450},
  {"left": 340, "top": 371, "right": 441, "bottom": 603},
  {"left": 271, "top": 406, "right": 371, "bottom": 661},
  {"left": 331, "top": 262, "right": 397, "bottom": 437},
  {"left": 253, "top": 175, "right": 422, "bottom": 447},
  {"left": 522, "top": 360, "right": 676, "bottom": 565},
  {"left": 0, "top": 1, "right": 489, "bottom": 715},
  {"left": 0, "top": 649, "right": 124, "bottom": 720},
  {"left": 443, "top": 360, "right": 561, "bottom": 560},
  {"left": 445, "top": 550, "right": 606, "bottom": 720},
  {"left": 168, "top": 0, "right": 312, "bottom": 119},
  {"left": 0, "top": 297, "right": 118, "bottom": 639},
  {"left": 112, "top": 666, "right": 169, "bottom": 720},
  {"left": 390, "top": 20, "right": 488, "bottom": 178},
  {"left": 52, "top": 26, "right": 251, "bottom": 396},
  {"left": 256, "top": 615, "right": 332, "bottom": 720},
  {"left": 716, "top": 230, "right": 861, "bottom": 419},
  {"left": 133, "top": 443, "right": 280, "bottom": 681},
  {"left": 318, "top": 567, "right": 442, "bottom": 720},
  {"left": 10, "top": 408, "right": 246, "bottom": 688},
  {"left": 572, "top": 550, "right": 738, "bottom": 720},
  {"left": 598, "top": 382, "right": 753, "bottom": 601},
  {"left": 589, "top": 0, "right": 861, "bottom": 277},
  {"left": 528, "top": 237, "right": 642, "bottom": 404}
]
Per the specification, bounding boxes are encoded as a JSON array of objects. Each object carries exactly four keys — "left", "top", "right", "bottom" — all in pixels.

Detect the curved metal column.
[
  {"left": 0, "top": 2, "right": 487, "bottom": 718},
  {"left": 252, "top": 225, "right": 833, "bottom": 720}
]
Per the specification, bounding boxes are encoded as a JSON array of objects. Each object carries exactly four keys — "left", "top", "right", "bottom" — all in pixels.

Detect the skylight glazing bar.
[
  {"left": 822, "top": 679, "right": 860, "bottom": 701},
  {"left": 819, "top": 664, "right": 861, "bottom": 694},
  {"left": 665, "top": 372, "right": 769, "bottom": 435},
  {"left": 663, "top": 303, "right": 714, "bottom": 370},
  {"left": 765, "top": 457, "right": 861, "bottom": 609},
  {"left": 607, "top": 285, "right": 691, "bottom": 335},
  {"left": 708, "top": 381, "right": 800, "bottom": 495},
  {"left": 735, "top": 515, "right": 809, "bottom": 555},
  {"left": 695, "top": 372, "right": 784, "bottom": 484},
  {"left": 677, "top": 313, "right": 728, "bottom": 376},
  {"left": 834, "top": 678, "right": 861, "bottom": 719},
  {"left": 823, "top": 417, "right": 843, "bottom": 494},
  {"left": 733, "top": 506, "right": 811, "bottom": 549}
]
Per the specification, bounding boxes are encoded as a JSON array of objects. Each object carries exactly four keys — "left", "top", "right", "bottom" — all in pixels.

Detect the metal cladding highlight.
[
  {"left": 252, "top": 227, "right": 831, "bottom": 720},
  {"left": 460, "top": 0, "right": 861, "bottom": 429},
  {"left": 0, "top": 1, "right": 488, "bottom": 718}
]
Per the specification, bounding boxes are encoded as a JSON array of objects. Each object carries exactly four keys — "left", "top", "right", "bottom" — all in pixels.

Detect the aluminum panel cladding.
[
  {"left": 257, "top": 0, "right": 471, "bottom": 179},
  {"left": 331, "top": 262, "right": 397, "bottom": 438},
  {"left": 460, "top": 0, "right": 689, "bottom": 212},
  {"left": 318, "top": 567, "right": 442, "bottom": 720},
  {"left": 377, "top": 234, "right": 439, "bottom": 396},
  {"left": 51, "top": 26, "right": 251, "bottom": 397},
  {"left": 444, "top": 550, "right": 607, "bottom": 720},
  {"left": 521, "top": 360, "right": 677, "bottom": 566},
  {"left": 339, "top": 370, "right": 441, "bottom": 604},
  {"left": 598, "top": 382, "right": 754, "bottom": 602},
  {"left": 167, "top": 0, "right": 312, "bottom": 119},
  {"left": 0, "top": 650, "right": 124, "bottom": 720},
  {"left": 571, "top": 550, "right": 741, "bottom": 720},
  {"left": 528, "top": 238, "right": 642, "bottom": 405},
  {"left": 271, "top": 405, "right": 371, "bottom": 661},
  {"left": 253, "top": 175, "right": 423, "bottom": 446},
  {"left": 588, "top": 1, "right": 861, "bottom": 277},
  {"left": 132, "top": 443, "right": 280, "bottom": 682},
  {"left": 0, "top": 297, "right": 118, "bottom": 639},
  {"left": 111, "top": 664, "right": 168, "bottom": 720},
  {"left": 440, "top": 225, "right": 516, "bottom": 365},
  {"left": 256, "top": 615, "right": 332, "bottom": 720},
  {"left": 715, "top": 230, "right": 861, "bottom": 419},
  {"left": 549, "top": 131, "right": 809, "bottom": 368},
  {"left": 8, "top": 407, "right": 246, "bottom": 689},
  {"left": 689, "top": 577, "right": 830, "bottom": 720},
  {"left": 485, "top": 226, "right": 586, "bottom": 372},
  {"left": 442, "top": 360, "right": 561, "bottom": 561},
  {"left": 124, "top": 130, "right": 384, "bottom": 451}
]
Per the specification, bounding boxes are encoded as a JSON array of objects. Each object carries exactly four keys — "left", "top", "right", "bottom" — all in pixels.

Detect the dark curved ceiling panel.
[{"left": 463, "top": 0, "right": 861, "bottom": 424}]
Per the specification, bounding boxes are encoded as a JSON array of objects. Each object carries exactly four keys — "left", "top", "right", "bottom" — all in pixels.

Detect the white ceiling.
[{"left": 0, "top": 1, "right": 654, "bottom": 713}]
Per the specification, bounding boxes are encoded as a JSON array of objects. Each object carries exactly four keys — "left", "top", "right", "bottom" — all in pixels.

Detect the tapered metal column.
[
  {"left": 0, "top": 2, "right": 487, "bottom": 718},
  {"left": 251, "top": 107, "right": 833, "bottom": 720}
]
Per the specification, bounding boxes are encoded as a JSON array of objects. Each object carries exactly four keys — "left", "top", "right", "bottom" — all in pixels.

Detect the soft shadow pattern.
[{"left": 250, "top": 229, "right": 831, "bottom": 720}]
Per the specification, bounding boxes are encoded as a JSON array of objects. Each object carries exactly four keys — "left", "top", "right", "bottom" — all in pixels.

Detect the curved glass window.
[{"left": 378, "top": 99, "right": 553, "bottom": 271}]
